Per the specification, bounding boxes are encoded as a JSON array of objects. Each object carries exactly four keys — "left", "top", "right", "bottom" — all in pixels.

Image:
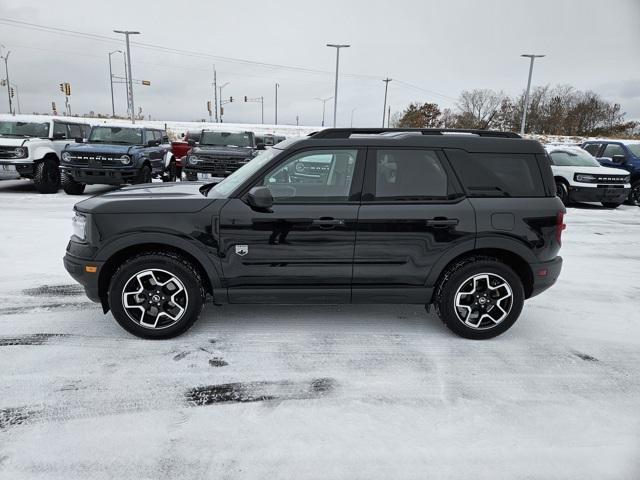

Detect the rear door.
[
  {"left": 219, "top": 147, "right": 365, "bottom": 303},
  {"left": 352, "top": 147, "right": 476, "bottom": 303}
]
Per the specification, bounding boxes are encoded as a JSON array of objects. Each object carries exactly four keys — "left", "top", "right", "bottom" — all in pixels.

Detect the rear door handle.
[
  {"left": 426, "top": 218, "right": 459, "bottom": 227},
  {"left": 313, "top": 218, "right": 345, "bottom": 229}
]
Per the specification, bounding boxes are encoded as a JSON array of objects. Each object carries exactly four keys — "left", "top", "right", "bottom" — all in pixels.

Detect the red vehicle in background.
[{"left": 170, "top": 130, "right": 203, "bottom": 178}]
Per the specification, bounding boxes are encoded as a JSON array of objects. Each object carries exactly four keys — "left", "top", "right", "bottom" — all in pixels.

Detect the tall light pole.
[
  {"left": 326, "top": 44, "right": 350, "bottom": 127},
  {"left": 520, "top": 54, "right": 545, "bottom": 135},
  {"left": 382, "top": 78, "right": 392, "bottom": 127},
  {"left": 219, "top": 82, "right": 230, "bottom": 122},
  {"left": 212, "top": 65, "right": 218, "bottom": 122},
  {"left": 1, "top": 46, "right": 13, "bottom": 115},
  {"left": 10, "top": 83, "right": 20, "bottom": 114},
  {"left": 314, "top": 96, "right": 333, "bottom": 127},
  {"left": 275, "top": 82, "right": 279, "bottom": 125},
  {"left": 108, "top": 50, "right": 122, "bottom": 118},
  {"left": 114, "top": 30, "right": 140, "bottom": 123}
]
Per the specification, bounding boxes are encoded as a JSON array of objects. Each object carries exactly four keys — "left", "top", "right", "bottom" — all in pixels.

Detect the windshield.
[
  {"left": 0, "top": 121, "right": 49, "bottom": 137},
  {"left": 212, "top": 148, "right": 278, "bottom": 196},
  {"left": 549, "top": 149, "right": 601, "bottom": 167},
  {"left": 627, "top": 144, "right": 640, "bottom": 157},
  {"left": 200, "top": 131, "right": 252, "bottom": 148},
  {"left": 89, "top": 126, "right": 143, "bottom": 145}
]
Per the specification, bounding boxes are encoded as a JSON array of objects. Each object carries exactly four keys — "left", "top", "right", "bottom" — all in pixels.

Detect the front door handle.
[
  {"left": 313, "top": 218, "right": 345, "bottom": 229},
  {"left": 426, "top": 218, "right": 459, "bottom": 228}
]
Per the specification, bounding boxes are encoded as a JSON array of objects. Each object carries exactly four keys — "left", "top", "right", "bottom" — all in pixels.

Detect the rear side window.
[
  {"left": 449, "top": 152, "right": 545, "bottom": 197},
  {"left": 68, "top": 124, "right": 82, "bottom": 138},
  {"left": 373, "top": 149, "right": 450, "bottom": 200},
  {"left": 583, "top": 143, "right": 601, "bottom": 156},
  {"left": 602, "top": 143, "right": 625, "bottom": 158}
]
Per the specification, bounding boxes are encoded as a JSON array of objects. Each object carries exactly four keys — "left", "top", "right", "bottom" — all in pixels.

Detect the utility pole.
[
  {"left": 387, "top": 106, "right": 391, "bottom": 128},
  {"left": 326, "top": 44, "right": 350, "bottom": 127},
  {"left": 520, "top": 54, "right": 545, "bottom": 136},
  {"left": 213, "top": 66, "right": 218, "bottom": 122},
  {"left": 382, "top": 78, "right": 392, "bottom": 127},
  {"left": 314, "top": 96, "right": 333, "bottom": 127},
  {"left": 275, "top": 82, "right": 279, "bottom": 124},
  {"left": 108, "top": 50, "right": 122, "bottom": 117},
  {"left": 114, "top": 30, "right": 140, "bottom": 123},
  {"left": 10, "top": 83, "right": 20, "bottom": 114},
  {"left": 1, "top": 47, "right": 13, "bottom": 115},
  {"left": 219, "top": 82, "right": 230, "bottom": 122}
]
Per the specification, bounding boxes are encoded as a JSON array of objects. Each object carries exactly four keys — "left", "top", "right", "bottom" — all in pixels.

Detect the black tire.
[
  {"left": 162, "top": 160, "right": 177, "bottom": 182},
  {"left": 625, "top": 180, "right": 640, "bottom": 206},
  {"left": 555, "top": 180, "right": 569, "bottom": 205},
  {"left": 434, "top": 256, "right": 525, "bottom": 340},
  {"left": 135, "top": 165, "right": 152, "bottom": 185},
  {"left": 61, "top": 173, "right": 86, "bottom": 195},
  {"left": 33, "top": 158, "right": 60, "bottom": 193},
  {"left": 601, "top": 202, "right": 622, "bottom": 209},
  {"left": 108, "top": 251, "right": 205, "bottom": 339}
]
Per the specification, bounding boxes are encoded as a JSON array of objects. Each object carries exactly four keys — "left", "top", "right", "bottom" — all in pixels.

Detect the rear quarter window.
[{"left": 447, "top": 151, "right": 546, "bottom": 197}]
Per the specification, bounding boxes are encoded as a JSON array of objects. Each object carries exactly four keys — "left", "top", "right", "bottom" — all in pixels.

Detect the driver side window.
[{"left": 262, "top": 149, "right": 358, "bottom": 203}]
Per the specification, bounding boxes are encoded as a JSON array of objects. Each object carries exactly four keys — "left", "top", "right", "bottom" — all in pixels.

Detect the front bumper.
[
  {"left": 60, "top": 165, "right": 139, "bottom": 185},
  {"left": 528, "top": 256, "right": 563, "bottom": 298},
  {"left": 183, "top": 166, "right": 234, "bottom": 181},
  {"left": 0, "top": 160, "right": 34, "bottom": 178},
  {"left": 63, "top": 252, "right": 104, "bottom": 304},
  {"left": 568, "top": 185, "right": 630, "bottom": 203}
]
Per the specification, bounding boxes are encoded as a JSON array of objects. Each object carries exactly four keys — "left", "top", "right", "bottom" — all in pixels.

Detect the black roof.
[{"left": 275, "top": 128, "right": 545, "bottom": 154}]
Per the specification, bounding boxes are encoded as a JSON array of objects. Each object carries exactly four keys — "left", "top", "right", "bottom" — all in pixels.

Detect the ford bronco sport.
[
  {"left": 64, "top": 128, "right": 565, "bottom": 340},
  {"left": 60, "top": 124, "right": 177, "bottom": 195},
  {"left": 0, "top": 114, "right": 90, "bottom": 193}
]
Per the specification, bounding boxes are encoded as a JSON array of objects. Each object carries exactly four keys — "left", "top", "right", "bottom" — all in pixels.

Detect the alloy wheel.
[
  {"left": 454, "top": 273, "right": 513, "bottom": 330},
  {"left": 121, "top": 269, "right": 189, "bottom": 329}
]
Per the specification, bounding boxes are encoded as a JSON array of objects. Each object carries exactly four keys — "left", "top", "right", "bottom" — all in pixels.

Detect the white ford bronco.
[{"left": 0, "top": 114, "right": 91, "bottom": 193}]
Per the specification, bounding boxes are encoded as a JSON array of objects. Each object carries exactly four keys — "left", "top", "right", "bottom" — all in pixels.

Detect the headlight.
[
  {"left": 14, "top": 147, "right": 27, "bottom": 158},
  {"left": 624, "top": 175, "right": 631, "bottom": 183},
  {"left": 119, "top": 155, "right": 132, "bottom": 165},
  {"left": 575, "top": 173, "right": 596, "bottom": 183},
  {"left": 71, "top": 211, "right": 87, "bottom": 241},
  {"left": 188, "top": 155, "right": 200, "bottom": 165},
  {"left": 61, "top": 151, "right": 71, "bottom": 162}
]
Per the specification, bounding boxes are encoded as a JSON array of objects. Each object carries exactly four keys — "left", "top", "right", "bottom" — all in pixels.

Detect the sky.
[{"left": 0, "top": 0, "right": 639, "bottom": 127}]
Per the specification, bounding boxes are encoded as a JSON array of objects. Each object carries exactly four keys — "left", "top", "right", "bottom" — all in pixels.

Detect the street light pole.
[
  {"left": 114, "top": 30, "right": 140, "bottom": 123},
  {"left": 314, "top": 96, "right": 333, "bottom": 127},
  {"left": 10, "top": 83, "right": 20, "bottom": 114},
  {"left": 520, "top": 54, "right": 545, "bottom": 136},
  {"left": 327, "top": 44, "right": 350, "bottom": 127},
  {"left": 275, "top": 83, "right": 279, "bottom": 125},
  {"left": 1, "top": 47, "right": 13, "bottom": 115},
  {"left": 219, "top": 82, "right": 230, "bottom": 122},
  {"left": 382, "top": 78, "right": 392, "bottom": 127},
  {"left": 108, "top": 50, "right": 121, "bottom": 118}
]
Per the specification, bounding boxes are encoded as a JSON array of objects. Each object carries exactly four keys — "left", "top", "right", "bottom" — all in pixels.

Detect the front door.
[
  {"left": 352, "top": 147, "right": 476, "bottom": 303},
  {"left": 219, "top": 147, "right": 365, "bottom": 303}
]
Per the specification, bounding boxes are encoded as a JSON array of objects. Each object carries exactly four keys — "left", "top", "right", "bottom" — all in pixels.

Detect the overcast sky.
[{"left": 1, "top": 0, "right": 639, "bottom": 126}]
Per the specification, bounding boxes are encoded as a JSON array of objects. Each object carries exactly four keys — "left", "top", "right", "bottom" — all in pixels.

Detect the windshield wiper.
[{"left": 468, "top": 186, "right": 512, "bottom": 197}]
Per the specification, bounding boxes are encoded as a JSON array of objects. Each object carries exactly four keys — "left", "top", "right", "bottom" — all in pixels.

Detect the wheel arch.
[{"left": 96, "top": 236, "right": 223, "bottom": 312}]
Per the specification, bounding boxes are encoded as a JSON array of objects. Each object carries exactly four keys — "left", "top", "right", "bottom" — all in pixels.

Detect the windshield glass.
[
  {"left": 627, "top": 144, "right": 640, "bottom": 157},
  {"left": 89, "top": 126, "right": 143, "bottom": 145},
  {"left": 200, "top": 131, "right": 252, "bottom": 148},
  {"left": 212, "top": 148, "right": 278, "bottom": 196},
  {"left": 549, "top": 148, "right": 601, "bottom": 167},
  {"left": 0, "top": 121, "right": 49, "bottom": 137}
]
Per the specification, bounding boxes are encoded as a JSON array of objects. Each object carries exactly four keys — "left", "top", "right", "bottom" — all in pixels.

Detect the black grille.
[
  {"left": 67, "top": 153, "right": 123, "bottom": 167},
  {"left": 197, "top": 155, "right": 248, "bottom": 172},
  {"left": 592, "top": 174, "right": 628, "bottom": 184}
]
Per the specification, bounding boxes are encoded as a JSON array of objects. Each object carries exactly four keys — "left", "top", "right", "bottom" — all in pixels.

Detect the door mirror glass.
[
  {"left": 247, "top": 186, "right": 273, "bottom": 210},
  {"left": 74, "top": 137, "right": 84, "bottom": 143},
  {"left": 612, "top": 154, "right": 626, "bottom": 164}
]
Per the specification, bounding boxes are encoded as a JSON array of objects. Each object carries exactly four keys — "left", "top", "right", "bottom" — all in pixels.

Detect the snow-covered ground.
[{"left": 0, "top": 178, "right": 639, "bottom": 479}]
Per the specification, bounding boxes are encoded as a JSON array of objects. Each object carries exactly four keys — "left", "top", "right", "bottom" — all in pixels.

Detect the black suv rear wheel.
[
  {"left": 435, "top": 257, "right": 524, "bottom": 339},
  {"left": 108, "top": 252, "right": 205, "bottom": 339}
]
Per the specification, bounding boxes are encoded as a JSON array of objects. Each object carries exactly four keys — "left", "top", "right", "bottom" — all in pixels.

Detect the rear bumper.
[
  {"left": 569, "top": 185, "right": 629, "bottom": 203},
  {"left": 63, "top": 252, "right": 104, "bottom": 304},
  {"left": 528, "top": 256, "right": 562, "bottom": 298},
  {"left": 60, "top": 165, "right": 139, "bottom": 185}
]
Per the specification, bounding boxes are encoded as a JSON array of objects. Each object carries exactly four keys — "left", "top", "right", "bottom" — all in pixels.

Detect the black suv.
[
  {"left": 183, "top": 130, "right": 263, "bottom": 181},
  {"left": 64, "top": 128, "right": 565, "bottom": 340}
]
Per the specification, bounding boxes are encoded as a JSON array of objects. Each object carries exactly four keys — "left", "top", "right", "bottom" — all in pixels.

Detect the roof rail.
[{"left": 309, "top": 128, "right": 521, "bottom": 139}]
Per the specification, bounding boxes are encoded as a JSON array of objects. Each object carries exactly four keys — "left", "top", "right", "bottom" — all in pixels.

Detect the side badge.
[{"left": 235, "top": 245, "right": 249, "bottom": 256}]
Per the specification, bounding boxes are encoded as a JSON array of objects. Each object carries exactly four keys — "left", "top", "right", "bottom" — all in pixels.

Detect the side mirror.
[
  {"left": 247, "top": 186, "right": 273, "bottom": 210},
  {"left": 187, "top": 139, "right": 196, "bottom": 147},
  {"left": 147, "top": 139, "right": 159, "bottom": 147},
  {"left": 612, "top": 154, "right": 626, "bottom": 164},
  {"left": 256, "top": 143, "right": 266, "bottom": 150},
  {"left": 74, "top": 137, "right": 84, "bottom": 143}
]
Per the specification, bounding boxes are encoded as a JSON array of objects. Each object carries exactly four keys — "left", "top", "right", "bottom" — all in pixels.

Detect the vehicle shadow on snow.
[{"left": 0, "top": 179, "right": 117, "bottom": 195}]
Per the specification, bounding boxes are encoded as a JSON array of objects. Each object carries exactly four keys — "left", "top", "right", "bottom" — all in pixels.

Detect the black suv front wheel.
[
  {"left": 108, "top": 252, "right": 205, "bottom": 339},
  {"left": 435, "top": 257, "right": 524, "bottom": 339}
]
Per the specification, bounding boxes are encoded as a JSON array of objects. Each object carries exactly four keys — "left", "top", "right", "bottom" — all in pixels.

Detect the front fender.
[{"left": 31, "top": 146, "right": 58, "bottom": 161}]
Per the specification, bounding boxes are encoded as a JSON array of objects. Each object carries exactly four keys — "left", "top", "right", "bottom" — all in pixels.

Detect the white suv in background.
[
  {"left": 545, "top": 144, "right": 631, "bottom": 208},
  {"left": 0, "top": 114, "right": 91, "bottom": 193}
]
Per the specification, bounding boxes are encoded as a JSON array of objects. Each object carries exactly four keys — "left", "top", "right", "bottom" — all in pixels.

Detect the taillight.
[{"left": 556, "top": 211, "right": 566, "bottom": 244}]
